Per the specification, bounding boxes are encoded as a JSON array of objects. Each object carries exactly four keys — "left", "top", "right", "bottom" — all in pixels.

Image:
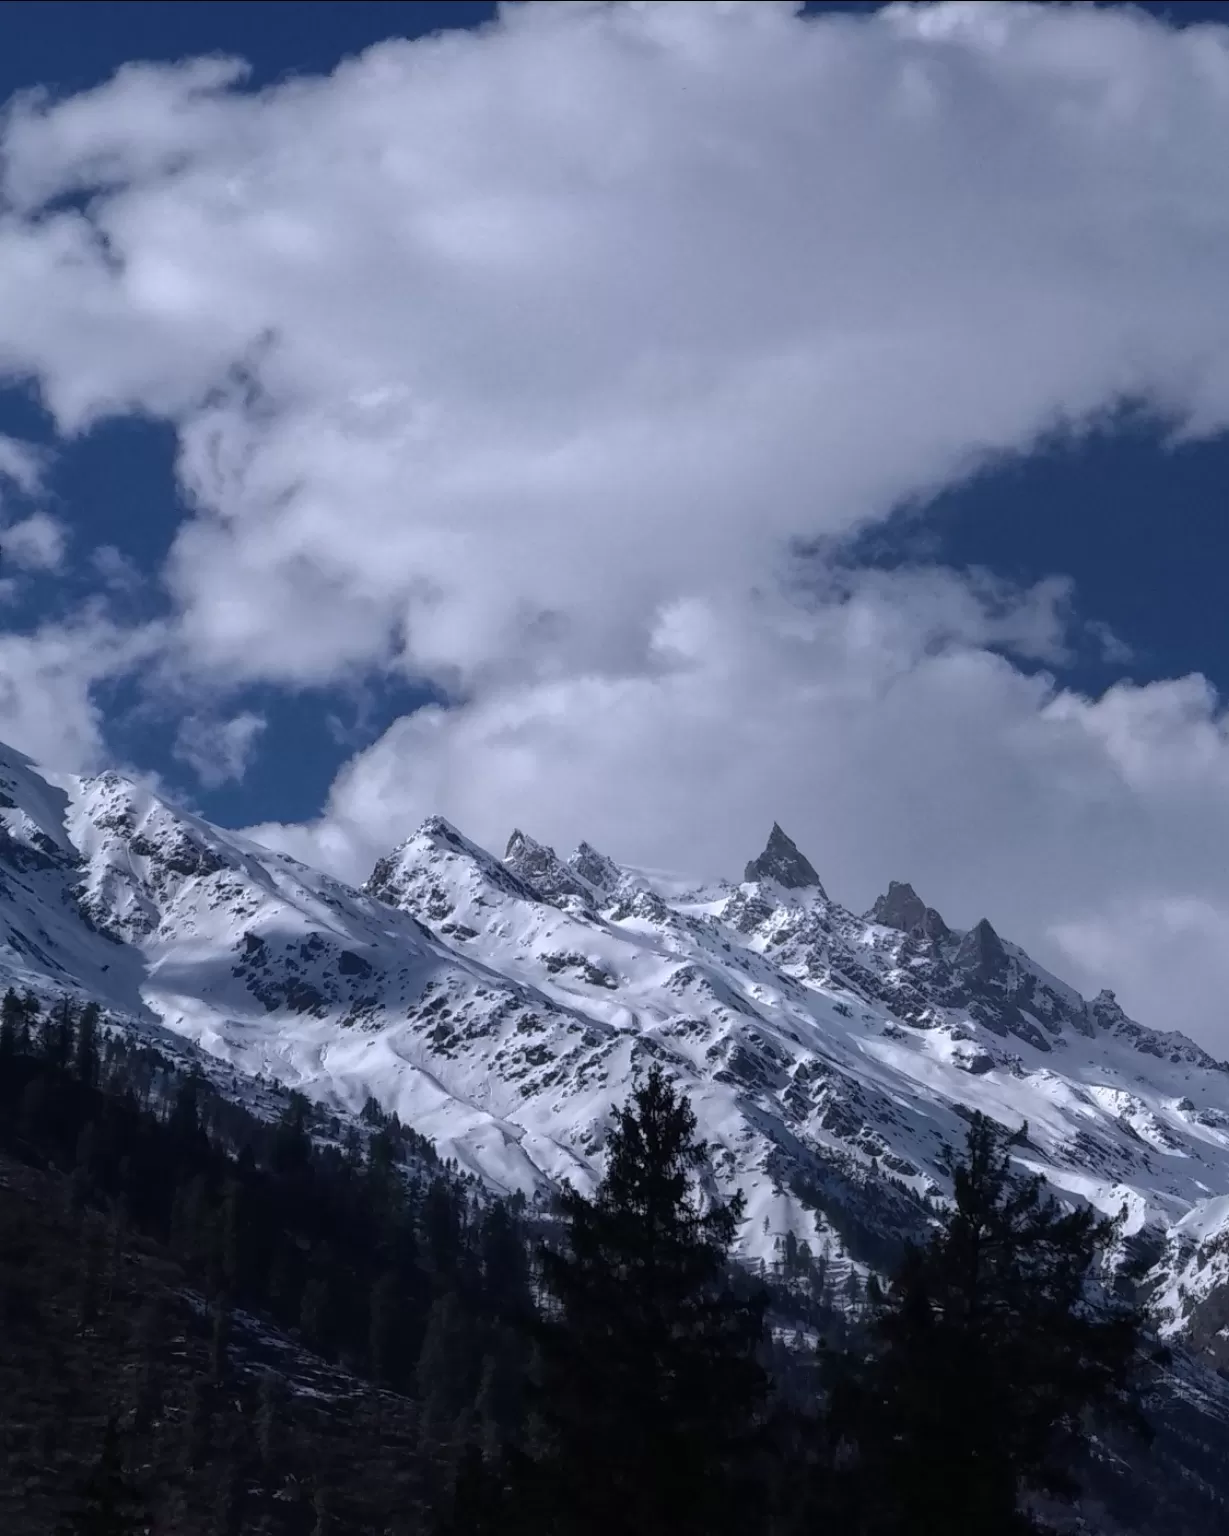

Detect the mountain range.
[{"left": 3, "top": 738, "right": 1229, "bottom": 1370}]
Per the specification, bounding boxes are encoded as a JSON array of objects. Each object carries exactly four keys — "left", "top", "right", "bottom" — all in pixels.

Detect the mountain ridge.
[{"left": 0, "top": 739, "right": 1228, "bottom": 1358}]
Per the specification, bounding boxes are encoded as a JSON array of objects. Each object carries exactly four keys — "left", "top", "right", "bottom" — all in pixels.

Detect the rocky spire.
[
  {"left": 504, "top": 829, "right": 592, "bottom": 902},
  {"left": 869, "top": 880, "right": 949, "bottom": 942},
  {"left": 568, "top": 840, "right": 623, "bottom": 894},
  {"left": 743, "top": 823, "right": 825, "bottom": 894},
  {"left": 954, "top": 917, "right": 1007, "bottom": 981}
]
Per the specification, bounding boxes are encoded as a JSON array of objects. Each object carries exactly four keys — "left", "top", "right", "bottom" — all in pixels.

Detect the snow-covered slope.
[{"left": 3, "top": 739, "right": 1229, "bottom": 1345}]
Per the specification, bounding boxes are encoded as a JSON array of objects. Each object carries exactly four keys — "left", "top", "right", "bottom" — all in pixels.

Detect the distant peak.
[
  {"left": 367, "top": 814, "right": 544, "bottom": 908},
  {"left": 567, "top": 840, "right": 623, "bottom": 893},
  {"left": 743, "top": 823, "right": 825, "bottom": 894},
  {"left": 504, "top": 828, "right": 540, "bottom": 858},
  {"left": 1087, "top": 987, "right": 1126, "bottom": 1026},
  {"left": 415, "top": 814, "right": 466, "bottom": 844},
  {"left": 504, "top": 828, "right": 592, "bottom": 902},
  {"left": 869, "top": 880, "right": 949, "bottom": 941},
  {"left": 954, "top": 916, "right": 1006, "bottom": 980}
]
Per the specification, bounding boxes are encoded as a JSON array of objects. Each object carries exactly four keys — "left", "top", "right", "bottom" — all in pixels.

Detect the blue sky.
[{"left": 5, "top": 1, "right": 1229, "bottom": 1040}]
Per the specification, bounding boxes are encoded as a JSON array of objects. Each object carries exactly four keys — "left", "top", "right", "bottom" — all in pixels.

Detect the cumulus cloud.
[
  {"left": 173, "top": 709, "right": 266, "bottom": 788},
  {"left": 5, "top": 2, "right": 1229, "bottom": 691},
  {"left": 1, "top": 511, "right": 67, "bottom": 570},
  {"left": 0, "top": 436, "right": 45, "bottom": 497},
  {"left": 90, "top": 544, "right": 143, "bottom": 591},
  {"left": 0, "top": 617, "right": 157, "bottom": 771},
  {"left": 4, "top": 3, "right": 1229, "bottom": 1038}
]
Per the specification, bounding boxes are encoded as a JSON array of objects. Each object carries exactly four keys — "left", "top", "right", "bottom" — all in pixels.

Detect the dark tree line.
[{"left": 0, "top": 987, "right": 1153, "bottom": 1534}]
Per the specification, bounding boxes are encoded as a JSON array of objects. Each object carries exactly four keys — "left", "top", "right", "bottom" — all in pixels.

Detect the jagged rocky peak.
[
  {"left": 869, "top": 880, "right": 950, "bottom": 942},
  {"left": 743, "top": 823, "right": 826, "bottom": 895},
  {"left": 366, "top": 813, "right": 539, "bottom": 908},
  {"left": 1087, "top": 987, "right": 1125, "bottom": 1027},
  {"left": 954, "top": 916, "right": 1007, "bottom": 979},
  {"left": 568, "top": 840, "right": 623, "bottom": 893},
  {"left": 415, "top": 814, "right": 468, "bottom": 847},
  {"left": 504, "top": 829, "right": 592, "bottom": 903}
]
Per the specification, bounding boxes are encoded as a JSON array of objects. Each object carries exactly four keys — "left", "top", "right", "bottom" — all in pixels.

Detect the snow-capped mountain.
[{"left": 4, "top": 738, "right": 1229, "bottom": 1356}]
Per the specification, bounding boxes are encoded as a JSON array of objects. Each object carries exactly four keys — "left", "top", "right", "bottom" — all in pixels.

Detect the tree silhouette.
[
  {"left": 825, "top": 1113, "right": 1148, "bottom": 1535},
  {"left": 57, "top": 1415, "right": 147, "bottom": 1535},
  {"left": 530, "top": 1065, "right": 768, "bottom": 1536}
]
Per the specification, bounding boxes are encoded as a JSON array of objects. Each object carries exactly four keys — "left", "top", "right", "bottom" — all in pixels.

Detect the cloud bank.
[{"left": 4, "top": 3, "right": 1229, "bottom": 1039}]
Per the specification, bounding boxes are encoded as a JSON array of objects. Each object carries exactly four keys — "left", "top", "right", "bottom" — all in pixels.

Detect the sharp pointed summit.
[
  {"left": 504, "top": 828, "right": 592, "bottom": 903},
  {"left": 567, "top": 840, "right": 623, "bottom": 894},
  {"left": 743, "top": 823, "right": 825, "bottom": 895},
  {"left": 869, "top": 880, "right": 950, "bottom": 942}
]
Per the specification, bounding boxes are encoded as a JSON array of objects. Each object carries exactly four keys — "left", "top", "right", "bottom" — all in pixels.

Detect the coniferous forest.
[{"left": 0, "top": 989, "right": 1196, "bottom": 1534}]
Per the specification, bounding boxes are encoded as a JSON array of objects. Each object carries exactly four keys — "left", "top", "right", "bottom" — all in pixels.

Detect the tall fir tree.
[
  {"left": 0, "top": 986, "right": 21, "bottom": 1065},
  {"left": 822, "top": 1113, "right": 1148, "bottom": 1536},
  {"left": 74, "top": 1001, "right": 101, "bottom": 1091},
  {"left": 529, "top": 1065, "right": 768, "bottom": 1536},
  {"left": 56, "top": 1415, "right": 148, "bottom": 1536}
]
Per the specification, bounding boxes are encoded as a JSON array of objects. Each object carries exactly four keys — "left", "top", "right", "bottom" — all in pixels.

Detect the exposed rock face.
[
  {"left": 743, "top": 823, "right": 825, "bottom": 894},
  {"left": 568, "top": 841, "right": 622, "bottom": 893},
  {"left": 504, "top": 830, "right": 593, "bottom": 904},
  {"left": 954, "top": 917, "right": 1008, "bottom": 982},
  {"left": 869, "top": 880, "right": 950, "bottom": 942}
]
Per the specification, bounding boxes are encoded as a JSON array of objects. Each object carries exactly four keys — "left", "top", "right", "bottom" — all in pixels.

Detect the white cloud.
[
  {"left": 0, "top": 616, "right": 157, "bottom": 770},
  {"left": 173, "top": 709, "right": 266, "bottom": 788},
  {"left": 0, "top": 436, "right": 45, "bottom": 496},
  {"left": 90, "top": 544, "right": 143, "bottom": 591},
  {"left": 2, "top": 511, "right": 67, "bottom": 571},
  {"left": 4, "top": 4, "right": 1229, "bottom": 1040},
  {"left": 3, "top": 2, "right": 1229, "bottom": 693}
]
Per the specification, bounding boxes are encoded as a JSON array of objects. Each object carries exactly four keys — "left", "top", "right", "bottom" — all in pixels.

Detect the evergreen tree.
[
  {"left": 183, "top": 1376, "right": 212, "bottom": 1473},
  {"left": 210, "top": 1291, "right": 232, "bottom": 1385},
  {"left": 368, "top": 1268, "right": 401, "bottom": 1387},
  {"left": 130, "top": 1299, "right": 165, "bottom": 1435},
  {"left": 529, "top": 1065, "right": 768, "bottom": 1536},
  {"left": 19, "top": 988, "right": 40, "bottom": 1053},
  {"left": 78, "top": 1224, "right": 104, "bottom": 1330},
  {"left": 57, "top": 1415, "right": 148, "bottom": 1535},
  {"left": 825, "top": 1113, "right": 1148, "bottom": 1535},
  {"left": 0, "top": 986, "right": 20, "bottom": 1064},
  {"left": 75, "top": 1001, "right": 102, "bottom": 1091},
  {"left": 309, "top": 1482, "right": 332, "bottom": 1536},
  {"left": 212, "top": 1459, "right": 244, "bottom": 1536},
  {"left": 256, "top": 1367, "right": 286, "bottom": 1473},
  {"left": 42, "top": 997, "right": 77, "bottom": 1072}
]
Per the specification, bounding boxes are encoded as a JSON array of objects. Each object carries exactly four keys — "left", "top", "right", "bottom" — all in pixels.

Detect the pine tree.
[
  {"left": 78, "top": 1224, "right": 104, "bottom": 1330},
  {"left": 183, "top": 1376, "right": 212, "bottom": 1473},
  {"left": 42, "top": 997, "right": 77, "bottom": 1072},
  {"left": 212, "top": 1459, "right": 243, "bottom": 1536},
  {"left": 75, "top": 1001, "right": 102, "bottom": 1091},
  {"left": 18, "top": 988, "right": 39, "bottom": 1053},
  {"left": 826, "top": 1113, "right": 1148, "bottom": 1535},
  {"left": 299, "top": 1270, "right": 333, "bottom": 1357},
  {"left": 218, "top": 1178, "right": 246, "bottom": 1295},
  {"left": 57, "top": 1414, "right": 148, "bottom": 1535},
  {"left": 0, "top": 986, "right": 20, "bottom": 1065},
  {"left": 368, "top": 1269, "right": 400, "bottom": 1387},
  {"left": 131, "top": 1299, "right": 165, "bottom": 1434},
  {"left": 309, "top": 1482, "right": 332, "bottom": 1536},
  {"left": 256, "top": 1368, "right": 285, "bottom": 1473},
  {"left": 210, "top": 1292, "right": 232, "bottom": 1385},
  {"left": 444, "top": 1440, "right": 506, "bottom": 1534},
  {"left": 529, "top": 1065, "right": 768, "bottom": 1536}
]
